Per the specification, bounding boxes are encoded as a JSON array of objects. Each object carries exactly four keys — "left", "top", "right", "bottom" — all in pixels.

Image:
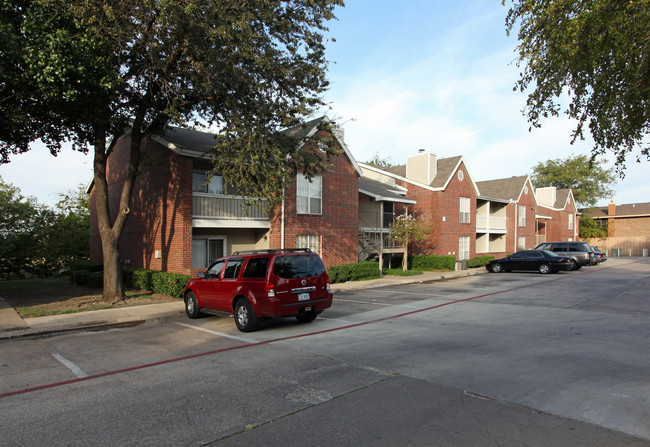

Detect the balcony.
[
  {"left": 193, "top": 194, "right": 269, "bottom": 228},
  {"left": 476, "top": 215, "right": 507, "bottom": 233}
]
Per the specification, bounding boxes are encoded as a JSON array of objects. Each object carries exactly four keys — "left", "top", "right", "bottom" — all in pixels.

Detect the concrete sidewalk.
[{"left": 0, "top": 268, "right": 487, "bottom": 340}]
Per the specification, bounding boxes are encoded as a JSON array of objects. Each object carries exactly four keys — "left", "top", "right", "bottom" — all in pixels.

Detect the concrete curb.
[{"left": 0, "top": 268, "right": 487, "bottom": 340}]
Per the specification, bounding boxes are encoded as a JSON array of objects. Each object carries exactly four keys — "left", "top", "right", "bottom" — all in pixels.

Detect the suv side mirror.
[{"left": 198, "top": 272, "right": 205, "bottom": 279}]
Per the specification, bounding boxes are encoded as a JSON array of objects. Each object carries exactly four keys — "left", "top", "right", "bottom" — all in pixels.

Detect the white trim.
[{"left": 193, "top": 219, "right": 269, "bottom": 229}]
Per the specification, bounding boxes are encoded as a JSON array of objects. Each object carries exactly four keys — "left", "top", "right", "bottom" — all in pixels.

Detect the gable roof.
[
  {"left": 359, "top": 177, "right": 416, "bottom": 204},
  {"left": 152, "top": 116, "right": 362, "bottom": 177},
  {"left": 582, "top": 202, "right": 650, "bottom": 219},
  {"left": 476, "top": 175, "right": 534, "bottom": 204},
  {"left": 367, "top": 155, "right": 478, "bottom": 194}
]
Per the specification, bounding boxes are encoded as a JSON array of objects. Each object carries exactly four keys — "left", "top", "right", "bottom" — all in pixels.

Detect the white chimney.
[
  {"left": 406, "top": 150, "right": 437, "bottom": 185},
  {"left": 536, "top": 186, "right": 557, "bottom": 207}
]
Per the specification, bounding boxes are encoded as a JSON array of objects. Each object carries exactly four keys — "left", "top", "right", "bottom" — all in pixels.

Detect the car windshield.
[{"left": 273, "top": 254, "right": 325, "bottom": 279}]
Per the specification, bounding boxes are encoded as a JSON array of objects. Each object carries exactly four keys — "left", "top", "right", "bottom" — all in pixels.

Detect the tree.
[
  {"left": 389, "top": 213, "right": 430, "bottom": 272},
  {"left": 578, "top": 215, "right": 607, "bottom": 239},
  {"left": 0, "top": 0, "right": 343, "bottom": 300},
  {"left": 530, "top": 154, "right": 615, "bottom": 207},
  {"left": 365, "top": 151, "right": 395, "bottom": 169},
  {"left": 504, "top": 0, "right": 650, "bottom": 172}
]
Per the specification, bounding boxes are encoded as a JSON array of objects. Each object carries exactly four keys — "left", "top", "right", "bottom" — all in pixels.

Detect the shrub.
[
  {"left": 124, "top": 268, "right": 156, "bottom": 291},
  {"left": 151, "top": 272, "right": 191, "bottom": 298},
  {"left": 467, "top": 255, "right": 495, "bottom": 268},
  {"left": 329, "top": 261, "right": 380, "bottom": 283},
  {"left": 72, "top": 270, "right": 89, "bottom": 285},
  {"left": 86, "top": 272, "right": 103, "bottom": 288},
  {"left": 71, "top": 260, "right": 103, "bottom": 273},
  {"left": 411, "top": 255, "right": 456, "bottom": 271}
]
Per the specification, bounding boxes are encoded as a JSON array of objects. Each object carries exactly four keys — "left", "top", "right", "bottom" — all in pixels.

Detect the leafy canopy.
[
  {"left": 530, "top": 154, "right": 615, "bottom": 207},
  {"left": 0, "top": 0, "right": 344, "bottom": 198},
  {"left": 504, "top": 0, "right": 650, "bottom": 172}
]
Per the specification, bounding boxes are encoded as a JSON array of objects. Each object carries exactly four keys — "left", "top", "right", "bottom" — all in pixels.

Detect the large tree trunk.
[
  {"left": 402, "top": 243, "right": 408, "bottom": 272},
  {"left": 93, "top": 121, "right": 142, "bottom": 301}
]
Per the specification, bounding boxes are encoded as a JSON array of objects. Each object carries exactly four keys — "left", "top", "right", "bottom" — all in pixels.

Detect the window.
[
  {"left": 193, "top": 172, "right": 225, "bottom": 194},
  {"left": 459, "top": 197, "right": 470, "bottom": 224},
  {"left": 568, "top": 213, "right": 574, "bottom": 230},
  {"left": 192, "top": 238, "right": 225, "bottom": 269},
  {"left": 273, "top": 254, "right": 325, "bottom": 279},
  {"left": 459, "top": 236, "right": 470, "bottom": 260},
  {"left": 517, "top": 236, "right": 526, "bottom": 251},
  {"left": 297, "top": 235, "right": 321, "bottom": 256},
  {"left": 242, "top": 258, "right": 269, "bottom": 278},
  {"left": 205, "top": 260, "right": 225, "bottom": 279},
  {"left": 518, "top": 205, "right": 526, "bottom": 227},
  {"left": 223, "top": 259, "right": 243, "bottom": 279},
  {"left": 297, "top": 174, "right": 322, "bottom": 214}
]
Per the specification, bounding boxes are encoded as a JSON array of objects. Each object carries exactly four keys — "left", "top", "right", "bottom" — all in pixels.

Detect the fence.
[{"left": 586, "top": 236, "right": 650, "bottom": 257}]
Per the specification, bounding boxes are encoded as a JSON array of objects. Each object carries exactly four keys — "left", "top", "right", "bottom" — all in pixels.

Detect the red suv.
[{"left": 183, "top": 249, "right": 333, "bottom": 332}]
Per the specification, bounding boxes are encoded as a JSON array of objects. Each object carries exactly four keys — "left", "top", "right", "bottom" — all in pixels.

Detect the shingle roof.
[
  {"left": 359, "top": 177, "right": 416, "bottom": 204},
  {"left": 554, "top": 189, "right": 571, "bottom": 209},
  {"left": 383, "top": 156, "right": 463, "bottom": 188},
  {"left": 582, "top": 202, "right": 650, "bottom": 218},
  {"left": 476, "top": 176, "right": 529, "bottom": 201}
]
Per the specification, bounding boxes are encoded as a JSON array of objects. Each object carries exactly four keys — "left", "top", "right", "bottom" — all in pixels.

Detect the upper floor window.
[
  {"left": 518, "top": 205, "right": 526, "bottom": 227},
  {"left": 459, "top": 197, "right": 470, "bottom": 224},
  {"left": 297, "top": 174, "right": 322, "bottom": 214},
  {"left": 568, "top": 213, "right": 574, "bottom": 230},
  {"left": 193, "top": 172, "right": 224, "bottom": 194}
]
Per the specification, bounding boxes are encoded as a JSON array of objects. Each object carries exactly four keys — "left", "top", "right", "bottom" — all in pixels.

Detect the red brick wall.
[
  {"left": 513, "top": 183, "right": 537, "bottom": 250},
  {"left": 89, "top": 136, "right": 194, "bottom": 274},
  {"left": 269, "top": 138, "right": 359, "bottom": 268},
  {"left": 396, "top": 162, "right": 477, "bottom": 259}
]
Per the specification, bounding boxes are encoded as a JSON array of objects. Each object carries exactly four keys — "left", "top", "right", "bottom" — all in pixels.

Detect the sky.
[{"left": 0, "top": 0, "right": 647, "bottom": 207}]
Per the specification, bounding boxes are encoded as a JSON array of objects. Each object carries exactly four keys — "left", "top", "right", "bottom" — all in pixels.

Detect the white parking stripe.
[
  {"left": 52, "top": 353, "right": 88, "bottom": 378},
  {"left": 175, "top": 322, "right": 256, "bottom": 343}
]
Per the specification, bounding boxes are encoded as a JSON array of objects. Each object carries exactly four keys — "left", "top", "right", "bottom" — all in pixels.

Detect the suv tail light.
[
  {"left": 326, "top": 276, "right": 330, "bottom": 291},
  {"left": 266, "top": 281, "right": 276, "bottom": 298}
]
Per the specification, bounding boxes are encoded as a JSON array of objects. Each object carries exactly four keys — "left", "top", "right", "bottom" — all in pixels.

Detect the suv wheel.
[
  {"left": 234, "top": 298, "right": 259, "bottom": 332},
  {"left": 185, "top": 292, "right": 202, "bottom": 319},
  {"left": 568, "top": 260, "right": 577, "bottom": 271},
  {"left": 296, "top": 311, "right": 318, "bottom": 323}
]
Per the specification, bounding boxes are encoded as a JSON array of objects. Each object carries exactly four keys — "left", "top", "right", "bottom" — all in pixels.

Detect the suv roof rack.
[{"left": 231, "top": 248, "right": 312, "bottom": 256}]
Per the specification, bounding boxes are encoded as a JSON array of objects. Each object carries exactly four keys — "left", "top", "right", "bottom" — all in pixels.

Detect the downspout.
[
  {"left": 514, "top": 202, "right": 518, "bottom": 251},
  {"left": 379, "top": 201, "right": 384, "bottom": 277},
  {"left": 281, "top": 188, "right": 285, "bottom": 249}
]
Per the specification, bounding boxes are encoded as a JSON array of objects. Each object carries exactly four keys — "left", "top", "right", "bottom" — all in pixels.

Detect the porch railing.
[{"left": 193, "top": 194, "right": 269, "bottom": 221}]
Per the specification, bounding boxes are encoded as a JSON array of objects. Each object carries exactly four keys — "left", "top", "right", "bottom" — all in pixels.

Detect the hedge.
[
  {"left": 124, "top": 268, "right": 156, "bottom": 291},
  {"left": 329, "top": 261, "right": 380, "bottom": 284},
  {"left": 410, "top": 255, "right": 456, "bottom": 271},
  {"left": 467, "top": 255, "right": 495, "bottom": 268},
  {"left": 151, "top": 272, "right": 192, "bottom": 298}
]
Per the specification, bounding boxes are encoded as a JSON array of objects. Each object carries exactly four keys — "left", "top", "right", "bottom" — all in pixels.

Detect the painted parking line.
[
  {"left": 175, "top": 322, "right": 256, "bottom": 343},
  {"left": 52, "top": 353, "right": 88, "bottom": 379},
  {"left": 1, "top": 260, "right": 640, "bottom": 400}
]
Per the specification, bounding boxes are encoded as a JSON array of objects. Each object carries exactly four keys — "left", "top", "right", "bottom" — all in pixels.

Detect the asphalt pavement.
[{"left": 0, "top": 267, "right": 486, "bottom": 340}]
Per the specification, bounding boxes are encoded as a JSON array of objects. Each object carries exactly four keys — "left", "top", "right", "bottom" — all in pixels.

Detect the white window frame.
[
  {"left": 518, "top": 205, "right": 526, "bottom": 227},
  {"left": 459, "top": 236, "right": 470, "bottom": 260},
  {"left": 297, "top": 235, "right": 322, "bottom": 256},
  {"left": 568, "top": 213, "right": 574, "bottom": 230},
  {"left": 459, "top": 197, "right": 470, "bottom": 224},
  {"left": 297, "top": 174, "right": 322, "bottom": 215}
]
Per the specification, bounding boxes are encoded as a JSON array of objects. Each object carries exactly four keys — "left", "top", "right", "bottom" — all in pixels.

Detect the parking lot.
[{"left": 1, "top": 257, "right": 649, "bottom": 446}]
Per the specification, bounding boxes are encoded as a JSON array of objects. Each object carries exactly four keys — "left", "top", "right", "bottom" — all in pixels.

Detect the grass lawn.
[{"left": 0, "top": 277, "right": 178, "bottom": 318}]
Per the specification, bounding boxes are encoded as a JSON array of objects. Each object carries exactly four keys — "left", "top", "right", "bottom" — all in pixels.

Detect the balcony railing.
[
  {"left": 193, "top": 194, "right": 269, "bottom": 221},
  {"left": 476, "top": 215, "right": 507, "bottom": 232}
]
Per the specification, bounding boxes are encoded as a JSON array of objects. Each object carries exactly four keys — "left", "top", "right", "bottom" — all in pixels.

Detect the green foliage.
[
  {"left": 365, "top": 151, "right": 395, "bottom": 168},
  {"left": 124, "top": 268, "right": 156, "bottom": 291},
  {"left": 389, "top": 214, "right": 431, "bottom": 271},
  {"left": 71, "top": 270, "right": 89, "bottom": 286},
  {"left": 328, "top": 262, "right": 380, "bottom": 284},
  {"left": 383, "top": 269, "right": 423, "bottom": 277},
  {"left": 151, "top": 272, "right": 192, "bottom": 298},
  {"left": 467, "top": 255, "right": 495, "bottom": 268},
  {"left": 86, "top": 272, "right": 103, "bottom": 288},
  {"left": 71, "top": 260, "right": 103, "bottom": 273},
  {"left": 579, "top": 215, "right": 608, "bottom": 239},
  {"left": 0, "top": 0, "right": 344, "bottom": 300},
  {"left": 530, "top": 155, "right": 615, "bottom": 207},
  {"left": 411, "top": 255, "right": 456, "bottom": 271},
  {"left": 504, "top": 0, "right": 650, "bottom": 171}
]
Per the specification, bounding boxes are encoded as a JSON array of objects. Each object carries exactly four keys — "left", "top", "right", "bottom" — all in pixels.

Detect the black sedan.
[{"left": 486, "top": 250, "right": 573, "bottom": 274}]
